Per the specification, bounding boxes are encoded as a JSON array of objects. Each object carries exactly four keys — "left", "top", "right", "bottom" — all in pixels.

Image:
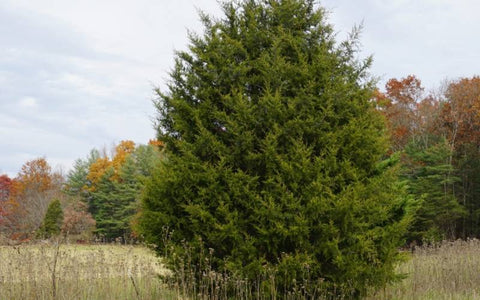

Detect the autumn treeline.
[
  {"left": 0, "top": 140, "right": 163, "bottom": 242},
  {"left": 376, "top": 75, "right": 480, "bottom": 242},
  {"left": 1, "top": 75, "right": 480, "bottom": 244}
]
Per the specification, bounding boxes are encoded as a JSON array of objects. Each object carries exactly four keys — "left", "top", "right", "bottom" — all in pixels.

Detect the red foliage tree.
[
  {"left": 382, "top": 75, "right": 424, "bottom": 151},
  {"left": 0, "top": 175, "right": 14, "bottom": 227},
  {"left": 0, "top": 175, "right": 12, "bottom": 203},
  {"left": 62, "top": 200, "right": 96, "bottom": 237}
]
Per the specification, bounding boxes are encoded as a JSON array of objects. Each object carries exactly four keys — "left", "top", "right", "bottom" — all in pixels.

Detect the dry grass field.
[
  {"left": 3, "top": 239, "right": 480, "bottom": 299},
  {"left": 0, "top": 242, "right": 169, "bottom": 300},
  {"left": 369, "top": 239, "right": 480, "bottom": 300}
]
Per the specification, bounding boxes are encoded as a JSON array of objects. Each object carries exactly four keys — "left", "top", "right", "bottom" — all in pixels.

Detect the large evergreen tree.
[{"left": 139, "top": 0, "right": 410, "bottom": 296}]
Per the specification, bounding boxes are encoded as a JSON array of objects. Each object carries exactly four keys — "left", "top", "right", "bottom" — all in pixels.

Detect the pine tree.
[
  {"left": 89, "top": 167, "right": 117, "bottom": 239},
  {"left": 65, "top": 158, "right": 90, "bottom": 196},
  {"left": 90, "top": 157, "right": 141, "bottom": 240},
  {"left": 37, "top": 199, "right": 63, "bottom": 238},
  {"left": 116, "top": 155, "right": 141, "bottom": 238},
  {"left": 65, "top": 149, "right": 101, "bottom": 203},
  {"left": 139, "top": 0, "right": 411, "bottom": 296},
  {"left": 132, "top": 144, "right": 163, "bottom": 180},
  {"left": 402, "top": 138, "right": 465, "bottom": 242}
]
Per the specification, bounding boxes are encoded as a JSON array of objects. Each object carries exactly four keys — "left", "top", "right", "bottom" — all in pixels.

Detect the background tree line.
[
  {"left": 374, "top": 75, "right": 480, "bottom": 243},
  {"left": 0, "top": 140, "right": 162, "bottom": 241},
  {"left": 2, "top": 77, "right": 480, "bottom": 245}
]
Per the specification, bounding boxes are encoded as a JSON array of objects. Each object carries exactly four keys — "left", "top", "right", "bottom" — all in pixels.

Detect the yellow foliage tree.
[
  {"left": 111, "top": 140, "right": 136, "bottom": 181},
  {"left": 86, "top": 157, "right": 112, "bottom": 192},
  {"left": 86, "top": 140, "right": 136, "bottom": 190}
]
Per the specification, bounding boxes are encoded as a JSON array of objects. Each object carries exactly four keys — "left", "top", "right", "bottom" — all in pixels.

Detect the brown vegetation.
[
  {"left": 0, "top": 242, "right": 168, "bottom": 300},
  {"left": 369, "top": 239, "right": 480, "bottom": 299}
]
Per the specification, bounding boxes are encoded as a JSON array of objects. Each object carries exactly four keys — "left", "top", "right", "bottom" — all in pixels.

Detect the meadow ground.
[
  {"left": 2, "top": 239, "right": 480, "bottom": 299},
  {"left": 369, "top": 239, "right": 480, "bottom": 300},
  {"left": 0, "top": 241, "right": 170, "bottom": 300}
]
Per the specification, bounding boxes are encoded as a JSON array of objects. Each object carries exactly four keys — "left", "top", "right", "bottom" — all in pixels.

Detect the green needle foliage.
[
  {"left": 90, "top": 158, "right": 141, "bottom": 240},
  {"left": 139, "top": 0, "right": 411, "bottom": 297},
  {"left": 402, "top": 138, "right": 465, "bottom": 243},
  {"left": 37, "top": 199, "right": 63, "bottom": 239}
]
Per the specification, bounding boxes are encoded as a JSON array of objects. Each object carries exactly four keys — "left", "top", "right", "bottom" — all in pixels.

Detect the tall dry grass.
[
  {"left": 369, "top": 239, "right": 480, "bottom": 300},
  {"left": 163, "top": 239, "right": 480, "bottom": 299},
  {"left": 3, "top": 239, "right": 480, "bottom": 299},
  {"left": 159, "top": 240, "right": 356, "bottom": 300},
  {"left": 0, "top": 241, "right": 170, "bottom": 300}
]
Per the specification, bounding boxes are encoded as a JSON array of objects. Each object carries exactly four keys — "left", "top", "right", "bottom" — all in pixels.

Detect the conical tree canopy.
[{"left": 139, "top": 0, "right": 411, "bottom": 297}]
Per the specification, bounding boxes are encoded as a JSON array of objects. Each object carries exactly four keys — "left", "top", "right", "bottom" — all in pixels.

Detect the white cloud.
[
  {"left": 19, "top": 96, "right": 37, "bottom": 108},
  {"left": 54, "top": 73, "right": 114, "bottom": 98},
  {"left": 321, "top": 0, "right": 480, "bottom": 90}
]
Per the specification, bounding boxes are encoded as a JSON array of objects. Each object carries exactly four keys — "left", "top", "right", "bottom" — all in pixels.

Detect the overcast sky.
[{"left": 1, "top": 0, "right": 479, "bottom": 177}]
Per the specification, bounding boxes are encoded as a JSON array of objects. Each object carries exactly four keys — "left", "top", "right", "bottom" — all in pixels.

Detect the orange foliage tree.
[
  {"left": 374, "top": 75, "right": 446, "bottom": 152},
  {"left": 86, "top": 140, "right": 137, "bottom": 190},
  {"left": 86, "top": 157, "right": 112, "bottom": 191},
  {"left": 374, "top": 75, "right": 427, "bottom": 151},
  {"left": 111, "top": 140, "right": 136, "bottom": 181},
  {"left": 1, "top": 158, "right": 63, "bottom": 237},
  {"left": 148, "top": 139, "right": 164, "bottom": 148}
]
